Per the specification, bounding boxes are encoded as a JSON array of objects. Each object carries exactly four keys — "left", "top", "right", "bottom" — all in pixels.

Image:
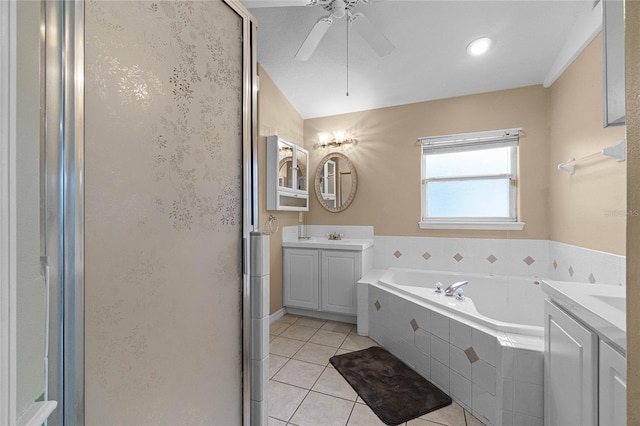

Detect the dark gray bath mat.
[{"left": 330, "top": 346, "right": 451, "bottom": 425}]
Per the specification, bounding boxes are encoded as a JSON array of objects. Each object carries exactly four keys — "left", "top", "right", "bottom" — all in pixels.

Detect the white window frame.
[{"left": 419, "top": 128, "right": 525, "bottom": 231}]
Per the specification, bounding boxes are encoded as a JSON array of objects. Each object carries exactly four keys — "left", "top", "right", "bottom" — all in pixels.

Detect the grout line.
[
  {"left": 269, "top": 355, "right": 290, "bottom": 379},
  {"left": 269, "top": 378, "right": 314, "bottom": 393},
  {"left": 344, "top": 400, "right": 358, "bottom": 426}
]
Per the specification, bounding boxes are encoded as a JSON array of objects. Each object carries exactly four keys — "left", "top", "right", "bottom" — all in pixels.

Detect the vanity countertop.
[
  {"left": 282, "top": 237, "right": 374, "bottom": 251},
  {"left": 542, "top": 280, "right": 626, "bottom": 353}
]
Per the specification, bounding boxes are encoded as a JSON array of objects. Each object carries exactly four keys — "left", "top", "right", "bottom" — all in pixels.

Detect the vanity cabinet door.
[
  {"left": 283, "top": 248, "right": 319, "bottom": 310},
  {"left": 544, "top": 300, "right": 598, "bottom": 426},
  {"left": 321, "top": 250, "right": 360, "bottom": 315},
  {"left": 599, "top": 340, "right": 626, "bottom": 426}
]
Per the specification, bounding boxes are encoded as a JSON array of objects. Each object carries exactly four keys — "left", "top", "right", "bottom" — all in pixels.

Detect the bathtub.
[
  {"left": 377, "top": 268, "right": 545, "bottom": 336},
  {"left": 357, "top": 268, "right": 546, "bottom": 426}
]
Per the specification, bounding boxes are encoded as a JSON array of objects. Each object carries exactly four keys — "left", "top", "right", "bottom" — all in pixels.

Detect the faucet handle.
[
  {"left": 435, "top": 282, "right": 443, "bottom": 293},
  {"left": 455, "top": 288, "right": 465, "bottom": 301}
]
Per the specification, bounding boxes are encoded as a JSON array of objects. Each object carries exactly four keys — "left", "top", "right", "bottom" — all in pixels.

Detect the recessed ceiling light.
[{"left": 467, "top": 37, "right": 493, "bottom": 56}]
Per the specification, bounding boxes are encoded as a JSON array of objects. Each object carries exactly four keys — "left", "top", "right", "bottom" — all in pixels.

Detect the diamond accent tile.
[
  {"left": 523, "top": 256, "right": 535, "bottom": 266},
  {"left": 588, "top": 273, "right": 596, "bottom": 284},
  {"left": 422, "top": 251, "right": 432, "bottom": 261},
  {"left": 568, "top": 266, "right": 574, "bottom": 277},
  {"left": 374, "top": 300, "right": 381, "bottom": 311},
  {"left": 393, "top": 250, "right": 402, "bottom": 258},
  {"left": 464, "top": 347, "right": 479, "bottom": 364},
  {"left": 553, "top": 259, "right": 558, "bottom": 270},
  {"left": 453, "top": 253, "right": 463, "bottom": 262},
  {"left": 410, "top": 319, "right": 419, "bottom": 331},
  {"left": 486, "top": 255, "right": 497, "bottom": 264}
]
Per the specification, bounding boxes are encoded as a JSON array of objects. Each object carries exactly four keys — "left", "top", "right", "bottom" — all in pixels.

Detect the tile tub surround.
[
  {"left": 374, "top": 236, "right": 625, "bottom": 287},
  {"left": 366, "top": 285, "right": 544, "bottom": 426},
  {"left": 268, "top": 313, "right": 487, "bottom": 425}
]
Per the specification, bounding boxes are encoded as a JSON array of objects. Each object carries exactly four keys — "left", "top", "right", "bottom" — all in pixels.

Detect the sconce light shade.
[
  {"left": 318, "top": 132, "right": 330, "bottom": 147},
  {"left": 316, "top": 130, "right": 357, "bottom": 149}
]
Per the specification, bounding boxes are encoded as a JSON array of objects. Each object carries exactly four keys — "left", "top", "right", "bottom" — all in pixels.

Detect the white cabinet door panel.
[
  {"left": 284, "top": 249, "right": 319, "bottom": 310},
  {"left": 321, "top": 251, "right": 359, "bottom": 315},
  {"left": 544, "top": 300, "right": 597, "bottom": 426},
  {"left": 599, "top": 340, "right": 626, "bottom": 426}
]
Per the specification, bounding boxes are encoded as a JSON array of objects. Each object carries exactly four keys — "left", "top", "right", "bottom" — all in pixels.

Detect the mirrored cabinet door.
[
  {"left": 267, "top": 135, "right": 309, "bottom": 211},
  {"left": 296, "top": 147, "right": 308, "bottom": 192},
  {"left": 277, "top": 139, "right": 295, "bottom": 191}
]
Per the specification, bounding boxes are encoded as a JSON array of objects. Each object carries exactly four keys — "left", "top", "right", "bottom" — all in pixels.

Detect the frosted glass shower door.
[{"left": 84, "top": 1, "right": 254, "bottom": 424}]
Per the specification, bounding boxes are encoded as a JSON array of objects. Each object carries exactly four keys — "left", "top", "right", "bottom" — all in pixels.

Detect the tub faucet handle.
[
  {"left": 435, "top": 282, "right": 443, "bottom": 293},
  {"left": 455, "top": 288, "right": 465, "bottom": 301}
]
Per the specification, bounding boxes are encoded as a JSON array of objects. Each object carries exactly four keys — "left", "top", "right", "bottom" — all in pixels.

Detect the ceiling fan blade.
[
  {"left": 350, "top": 12, "right": 394, "bottom": 57},
  {"left": 295, "top": 16, "right": 333, "bottom": 61}
]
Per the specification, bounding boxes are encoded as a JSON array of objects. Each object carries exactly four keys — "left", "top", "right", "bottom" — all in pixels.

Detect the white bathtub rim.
[{"left": 379, "top": 266, "right": 547, "bottom": 284}]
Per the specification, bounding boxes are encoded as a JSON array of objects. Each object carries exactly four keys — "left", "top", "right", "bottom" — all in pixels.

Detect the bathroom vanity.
[
  {"left": 542, "top": 281, "right": 626, "bottom": 426},
  {"left": 282, "top": 228, "right": 373, "bottom": 323}
]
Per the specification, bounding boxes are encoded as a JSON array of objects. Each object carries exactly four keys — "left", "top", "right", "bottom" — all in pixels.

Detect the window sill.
[{"left": 419, "top": 221, "right": 526, "bottom": 231}]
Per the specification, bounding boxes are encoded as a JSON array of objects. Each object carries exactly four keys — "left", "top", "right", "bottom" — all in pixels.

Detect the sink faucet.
[{"left": 444, "top": 281, "right": 468, "bottom": 296}]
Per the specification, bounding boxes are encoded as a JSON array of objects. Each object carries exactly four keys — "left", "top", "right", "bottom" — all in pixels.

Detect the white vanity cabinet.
[
  {"left": 544, "top": 298, "right": 627, "bottom": 426},
  {"left": 266, "top": 135, "right": 309, "bottom": 211},
  {"left": 283, "top": 246, "right": 371, "bottom": 321}
]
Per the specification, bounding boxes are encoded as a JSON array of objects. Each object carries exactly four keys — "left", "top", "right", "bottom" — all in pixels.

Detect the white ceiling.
[{"left": 244, "top": 0, "right": 599, "bottom": 119}]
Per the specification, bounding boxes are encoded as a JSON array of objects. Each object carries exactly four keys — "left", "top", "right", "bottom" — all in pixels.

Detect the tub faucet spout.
[{"left": 445, "top": 281, "right": 468, "bottom": 296}]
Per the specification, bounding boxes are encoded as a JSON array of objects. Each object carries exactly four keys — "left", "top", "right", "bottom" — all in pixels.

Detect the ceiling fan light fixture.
[
  {"left": 467, "top": 37, "right": 493, "bottom": 56},
  {"left": 332, "top": 0, "right": 346, "bottom": 18}
]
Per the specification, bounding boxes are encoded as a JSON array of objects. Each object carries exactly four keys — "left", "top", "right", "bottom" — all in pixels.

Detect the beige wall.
[
  {"left": 548, "top": 34, "right": 626, "bottom": 255},
  {"left": 304, "top": 86, "right": 550, "bottom": 240},
  {"left": 626, "top": 0, "right": 639, "bottom": 423},
  {"left": 257, "top": 66, "right": 305, "bottom": 314}
]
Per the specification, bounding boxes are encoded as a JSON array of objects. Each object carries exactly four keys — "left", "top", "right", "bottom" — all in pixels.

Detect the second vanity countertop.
[
  {"left": 542, "top": 280, "right": 626, "bottom": 353},
  {"left": 282, "top": 237, "right": 374, "bottom": 251}
]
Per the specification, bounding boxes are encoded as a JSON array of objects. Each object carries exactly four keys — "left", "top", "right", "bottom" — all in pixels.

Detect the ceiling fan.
[{"left": 294, "top": 0, "right": 394, "bottom": 61}]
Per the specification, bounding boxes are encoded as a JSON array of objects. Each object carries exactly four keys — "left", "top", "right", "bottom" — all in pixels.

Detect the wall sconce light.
[{"left": 317, "top": 131, "right": 357, "bottom": 148}]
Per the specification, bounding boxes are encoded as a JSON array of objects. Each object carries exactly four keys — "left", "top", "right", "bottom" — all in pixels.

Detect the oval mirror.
[{"left": 315, "top": 152, "right": 357, "bottom": 212}]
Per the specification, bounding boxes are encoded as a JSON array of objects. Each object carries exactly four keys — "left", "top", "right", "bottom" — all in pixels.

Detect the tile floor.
[{"left": 269, "top": 314, "right": 486, "bottom": 426}]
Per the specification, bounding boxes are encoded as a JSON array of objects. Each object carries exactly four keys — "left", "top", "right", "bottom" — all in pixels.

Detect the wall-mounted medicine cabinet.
[{"left": 266, "top": 135, "right": 309, "bottom": 211}]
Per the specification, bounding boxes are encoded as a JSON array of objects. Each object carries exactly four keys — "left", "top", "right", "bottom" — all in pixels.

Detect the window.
[{"left": 419, "top": 128, "right": 525, "bottom": 230}]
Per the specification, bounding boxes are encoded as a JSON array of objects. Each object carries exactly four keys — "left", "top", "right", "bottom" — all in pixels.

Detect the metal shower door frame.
[
  {"left": 43, "top": 0, "right": 258, "bottom": 425},
  {"left": 43, "top": 0, "right": 84, "bottom": 425}
]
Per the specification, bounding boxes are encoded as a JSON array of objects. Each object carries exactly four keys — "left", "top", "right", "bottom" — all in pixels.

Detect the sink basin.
[{"left": 593, "top": 294, "right": 626, "bottom": 312}]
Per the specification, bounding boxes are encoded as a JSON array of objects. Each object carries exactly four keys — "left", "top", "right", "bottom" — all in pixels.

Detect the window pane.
[
  {"left": 427, "top": 179, "right": 511, "bottom": 218},
  {"left": 424, "top": 146, "right": 512, "bottom": 178}
]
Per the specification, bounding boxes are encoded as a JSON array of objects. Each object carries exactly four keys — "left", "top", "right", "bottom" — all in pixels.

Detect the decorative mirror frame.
[{"left": 314, "top": 152, "right": 358, "bottom": 213}]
